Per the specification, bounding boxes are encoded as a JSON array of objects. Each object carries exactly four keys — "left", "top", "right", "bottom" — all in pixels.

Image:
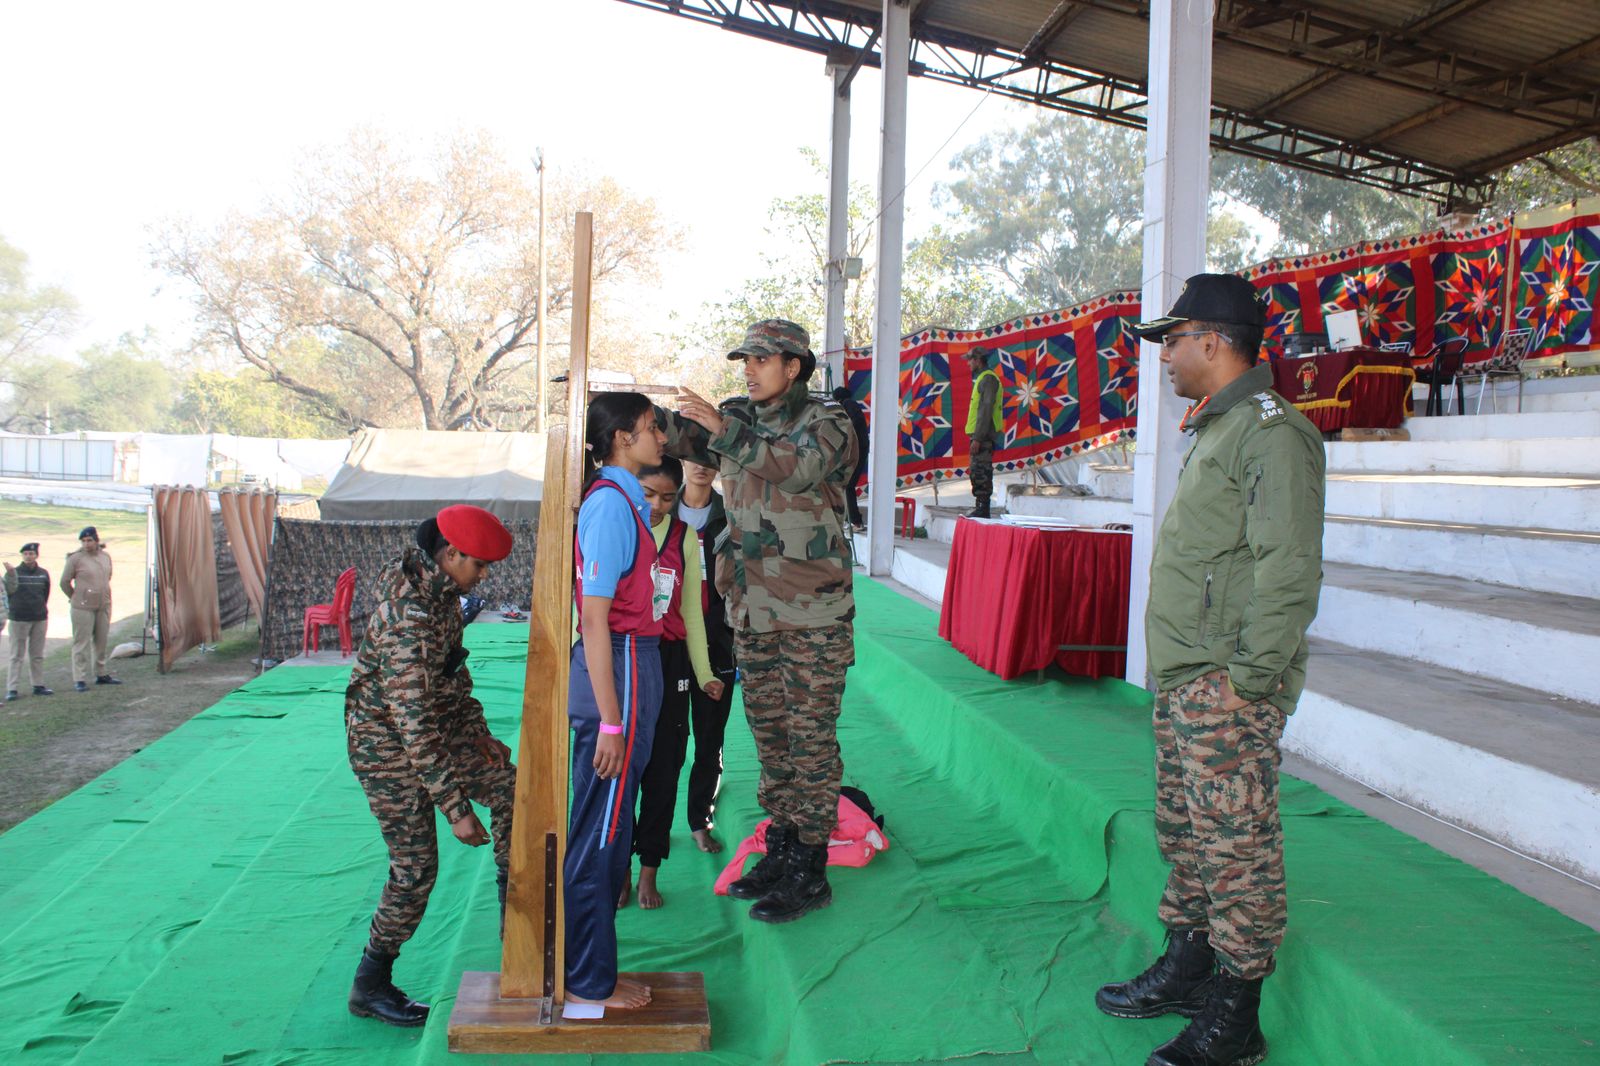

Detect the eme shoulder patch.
[
  {"left": 1253, "top": 391, "right": 1287, "bottom": 423},
  {"left": 404, "top": 606, "right": 431, "bottom": 622}
]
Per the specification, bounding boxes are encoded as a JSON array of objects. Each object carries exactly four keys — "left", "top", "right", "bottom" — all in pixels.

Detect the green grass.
[{"left": 0, "top": 498, "right": 147, "bottom": 544}]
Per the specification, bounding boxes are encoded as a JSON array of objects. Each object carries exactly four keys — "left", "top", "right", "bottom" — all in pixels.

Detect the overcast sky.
[{"left": 1, "top": 0, "right": 1026, "bottom": 355}]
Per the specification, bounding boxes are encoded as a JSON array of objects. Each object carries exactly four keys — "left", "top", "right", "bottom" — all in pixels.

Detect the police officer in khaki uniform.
[
  {"left": 1095, "top": 275, "right": 1325, "bottom": 1066},
  {"left": 60, "top": 526, "right": 118, "bottom": 691}
]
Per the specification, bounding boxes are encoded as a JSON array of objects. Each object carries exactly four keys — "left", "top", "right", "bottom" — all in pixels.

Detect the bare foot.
[
  {"left": 637, "top": 867, "right": 664, "bottom": 909},
  {"left": 567, "top": 979, "right": 652, "bottom": 1010},
  {"left": 691, "top": 828, "right": 724, "bottom": 854},
  {"left": 617, "top": 869, "right": 632, "bottom": 909}
]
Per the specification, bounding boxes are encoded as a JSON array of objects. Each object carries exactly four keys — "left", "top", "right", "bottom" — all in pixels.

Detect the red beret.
[{"left": 436, "top": 505, "right": 513, "bottom": 562}]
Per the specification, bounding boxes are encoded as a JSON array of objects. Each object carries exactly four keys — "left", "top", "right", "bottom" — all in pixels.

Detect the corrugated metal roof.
[{"left": 619, "top": 1, "right": 1600, "bottom": 205}]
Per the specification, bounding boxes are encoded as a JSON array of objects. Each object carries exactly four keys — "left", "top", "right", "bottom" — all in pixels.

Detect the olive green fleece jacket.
[{"left": 1145, "top": 362, "right": 1326, "bottom": 713}]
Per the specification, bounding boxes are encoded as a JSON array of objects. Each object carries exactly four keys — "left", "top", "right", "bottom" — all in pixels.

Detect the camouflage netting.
[
  {"left": 261, "top": 517, "right": 537, "bottom": 663},
  {"left": 213, "top": 513, "right": 249, "bottom": 630}
]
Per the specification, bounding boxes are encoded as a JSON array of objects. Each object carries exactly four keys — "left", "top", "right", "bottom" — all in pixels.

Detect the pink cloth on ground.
[{"left": 712, "top": 793, "right": 889, "bottom": 896}]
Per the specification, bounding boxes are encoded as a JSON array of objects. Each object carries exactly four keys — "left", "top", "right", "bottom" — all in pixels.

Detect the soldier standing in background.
[
  {"left": 60, "top": 527, "right": 116, "bottom": 692},
  {"left": 660, "top": 318, "right": 857, "bottom": 925},
  {"left": 965, "top": 346, "right": 1002, "bottom": 519},
  {"left": 1095, "top": 274, "right": 1325, "bottom": 1066},
  {"left": 5, "top": 543, "right": 53, "bottom": 702},
  {"left": 344, "top": 504, "right": 517, "bottom": 1028}
]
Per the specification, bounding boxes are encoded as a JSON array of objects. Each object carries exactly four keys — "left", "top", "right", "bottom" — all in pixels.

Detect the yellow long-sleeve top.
[{"left": 654, "top": 514, "right": 714, "bottom": 690}]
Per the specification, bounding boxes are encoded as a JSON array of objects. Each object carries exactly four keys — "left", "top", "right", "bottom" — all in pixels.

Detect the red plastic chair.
[{"left": 302, "top": 567, "right": 357, "bottom": 657}]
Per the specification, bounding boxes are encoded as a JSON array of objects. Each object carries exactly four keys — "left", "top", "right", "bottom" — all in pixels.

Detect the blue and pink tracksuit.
[{"left": 565, "top": 469, "right": 664, "bottom": 1000}]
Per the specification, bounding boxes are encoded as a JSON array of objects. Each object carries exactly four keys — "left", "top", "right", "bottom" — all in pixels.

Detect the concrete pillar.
[
  {"left": 867, "top": 0, "right": 910, "bottom": 577},
  {"left": 1126, "top": 0, "right": 1214, "bottom": 686},
  {"left": 823, "top": 59, "right": 852, "bottom": 392}
]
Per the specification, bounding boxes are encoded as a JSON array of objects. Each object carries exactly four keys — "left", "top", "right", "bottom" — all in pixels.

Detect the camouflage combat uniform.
[
  {"left": 1146, "top": 361, "right": 1325, "bottom": 980},
  {"left": 345, "top": 547, "right": 517, "bottom": 954},
  {"left": 659, "top": 378, "right": 858, "bottom": 848}
]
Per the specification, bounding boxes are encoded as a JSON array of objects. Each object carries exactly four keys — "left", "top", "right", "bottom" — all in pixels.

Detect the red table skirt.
[
  {"left": 1269, "top": 348, "right": 1415, "bottom": 431},
  {"left": 938, "top": 519, "right": 1132, "bottom": 680}
]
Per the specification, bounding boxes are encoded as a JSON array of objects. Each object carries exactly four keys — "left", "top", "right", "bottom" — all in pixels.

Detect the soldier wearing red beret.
[{"left": 343, "top": 504, "right": 517, "bottom": 1027}]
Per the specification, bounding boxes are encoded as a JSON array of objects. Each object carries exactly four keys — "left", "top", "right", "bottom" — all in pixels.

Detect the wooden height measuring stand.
[{"left": 447, "top": 213, "right": 711, "bottom": 1054}]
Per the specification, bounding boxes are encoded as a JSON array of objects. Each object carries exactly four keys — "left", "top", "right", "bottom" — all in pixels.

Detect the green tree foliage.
[
  {"left": 1, "top": 333, "right": 175, "bottom": 433},
  {"left": 157, "top": 130, "right": 675, "bottom": 431},
  {"left": 1491, "top": 137, "right": 1600, "bottom": 215},
  {"left": 1210, "top": 154, "right": 1432, "bottom": 255},
  {"left": 169, "top": 368, "right": 342, "bottom": 437},
  {"left": 0, "top": 235, "right": 79, "bottom": 388},
  {"left": 675, "top": 150, "right": 1021, "bottom": 396},
  {"left": 935, "top": 112, "right": 1272, "bottom": 309}
]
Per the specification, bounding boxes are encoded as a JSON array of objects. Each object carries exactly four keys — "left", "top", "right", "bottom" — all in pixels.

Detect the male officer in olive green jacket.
[{"left": 1095, "top": 274, "right": 1324, "bottom": 1066}]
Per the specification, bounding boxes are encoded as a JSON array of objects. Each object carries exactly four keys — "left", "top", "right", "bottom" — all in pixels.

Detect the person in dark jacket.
[
  {"left": 5, "top": 544, "right": 53, "bottom": 701},
  {"left": 1095, "top": 274, "right": 1324, "bottom": 1066},
  {"left": 676, "top": 458, "right": 738, "bottom": 853},
  {"left": 831, "top": 386, "right": 869, "bottom": 530}
]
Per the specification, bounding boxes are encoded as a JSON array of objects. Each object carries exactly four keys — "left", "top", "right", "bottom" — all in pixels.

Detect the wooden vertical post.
[
  {"left": 448, "top": 212, "right": 708, "bottom": 1054},
  {"left": 498, "top": 212, "right": 593, "bottom": 1002}
]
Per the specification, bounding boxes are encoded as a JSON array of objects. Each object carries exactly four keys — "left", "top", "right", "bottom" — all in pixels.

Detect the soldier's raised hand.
[
  {"left": 675, "top": 386, "right": 725, "bottom": 434},
  {"left": 450, "top": 809, "right": 489, "bottom": 847},
  {"left": 2, "top": 561, "right": 12, "bottom": 575}
]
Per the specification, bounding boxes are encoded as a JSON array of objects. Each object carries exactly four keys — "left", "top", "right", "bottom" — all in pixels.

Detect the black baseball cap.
[
  {"left": 1131, "top": 273, "right": 1265, "bottom": 339},
  {"left": 20, "top": 542, "right": 39, "bottom": 553}
]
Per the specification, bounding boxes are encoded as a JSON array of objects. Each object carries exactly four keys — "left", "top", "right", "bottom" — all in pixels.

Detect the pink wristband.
[{"left": 598, "top": 722, "right": 624, "bottom": 735}]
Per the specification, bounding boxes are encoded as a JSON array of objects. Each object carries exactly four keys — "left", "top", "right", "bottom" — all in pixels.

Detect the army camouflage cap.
[{"left": 728, "top": 318, "right": 811, "bottom": 360}]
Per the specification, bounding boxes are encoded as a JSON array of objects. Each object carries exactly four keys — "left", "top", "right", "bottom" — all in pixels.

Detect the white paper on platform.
[{"left": 562, "top": 1001, "right": 605, "bottom": 1020}]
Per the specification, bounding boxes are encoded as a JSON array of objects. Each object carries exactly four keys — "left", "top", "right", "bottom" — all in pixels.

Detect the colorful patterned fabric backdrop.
[
  {"left": 1513, "top": 201, "right": 1600, "bottom": 359},
  {"left": 1240, "top": 220, "right": 1512, "bottom": 359},
  {"left": 847, "top": 198, "right": 1599, "bottom": 487},
  {"left": 844, "top": 292, "right": 1140, "bottom": 487}
]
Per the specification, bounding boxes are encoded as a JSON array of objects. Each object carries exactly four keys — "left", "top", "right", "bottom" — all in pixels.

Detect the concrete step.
[
  {"left": 1286, "top": 639, "right": 1600, "bottom": 884},
  {"left": 1325, "top": 437, "right": 1600, "bottom": 477},
  {"left": 1311, "top": 562, "right": 1600, "bottom": 704},
  {"left": 1084, "top": 464, "right": 1133, "bottom": 498},
  {"left": 1415, "top": 376, "right": 1600, "bottom": 415},
  {"left": 1403, "top": 409, "right": 1600, "bottom": 441},
  {"left": 1325, "top": 472, "right": 1600, "bottom": 533},
  {"left": 1005, "top": 489, "right": 1133, "bottom": 528},
  {"left": 1322, "top": 515, "right": 1600, "bottom": 601}
]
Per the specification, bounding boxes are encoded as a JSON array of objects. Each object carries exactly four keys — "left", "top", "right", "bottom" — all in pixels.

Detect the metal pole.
[
  {"left": 535, "top": 149, "right": 548, "bottom": 433},
  {"left": 867, "top": 0, "right": 910, "bottom": 577},
  {"left": 824, "top": 58, "right": 852, "bottom": 390},
  {"left": 1126, "top": 0, "right": 1214, "bottom": 686}
]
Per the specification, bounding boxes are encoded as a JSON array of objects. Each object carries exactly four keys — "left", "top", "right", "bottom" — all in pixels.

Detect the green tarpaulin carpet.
[{"left": 0, "top": 579, "right": 1595, "bottom": 1064}]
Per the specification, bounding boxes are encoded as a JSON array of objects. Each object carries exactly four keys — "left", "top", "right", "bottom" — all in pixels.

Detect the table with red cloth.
[
  {"left": 1268, "top": 347, "right": 1415, "bottom": 431},
  {"left": 938, "top": 518, "right": 1132, "bottom": 681}
]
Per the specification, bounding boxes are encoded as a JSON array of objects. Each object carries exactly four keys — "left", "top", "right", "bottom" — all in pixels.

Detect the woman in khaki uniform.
[{"left": 59, "top": 526, "right": 118, "bottom": 691}]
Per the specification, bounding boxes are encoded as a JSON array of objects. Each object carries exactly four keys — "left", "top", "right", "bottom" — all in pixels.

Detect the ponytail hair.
[{"left": 582, "top": 391, "right": 656, "bottom": 491}]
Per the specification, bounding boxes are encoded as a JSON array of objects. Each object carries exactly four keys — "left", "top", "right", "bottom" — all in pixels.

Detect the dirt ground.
[{"left": 0, "top": 500, "right": 262, "bottom": 832}]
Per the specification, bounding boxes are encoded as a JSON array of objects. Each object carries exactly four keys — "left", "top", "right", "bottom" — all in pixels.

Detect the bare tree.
[
  {"left": 156, "top": 130, "right": 674, "bottom": 431},
  {"left": 0, "top": 235, "right": 79, "bottom": 385}
]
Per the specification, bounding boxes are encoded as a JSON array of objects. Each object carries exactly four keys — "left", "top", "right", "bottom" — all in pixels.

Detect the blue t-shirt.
[{"left": 575, "top": 466, "right": 649, "bottom": 599}]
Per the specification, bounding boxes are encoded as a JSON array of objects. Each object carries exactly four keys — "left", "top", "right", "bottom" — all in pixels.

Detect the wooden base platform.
[{"left": 447, "top": 970, "right": 710, "bottom": 1054}]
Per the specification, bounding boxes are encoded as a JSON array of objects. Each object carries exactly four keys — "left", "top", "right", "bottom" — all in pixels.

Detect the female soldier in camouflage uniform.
[
  {"left": 661, "top": 319, "right": 857, "bottom": 925},
  {"left": 344, "top": 504, "right": 516, "bottom": 1027}
]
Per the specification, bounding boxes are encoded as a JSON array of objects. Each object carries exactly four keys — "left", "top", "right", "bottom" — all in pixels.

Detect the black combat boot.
[
  {"left": 727, "top": 823, "right": 795, "bottom": 900},
  {"left": 33, "top": 685, "right": 53, "bottom": 696},
  {"left": 968, "top": 495, "right": 991, "bottom": 519},
  {"left": 1096, "top": 927, "right": 1215, "bottom": 1019},
  {"left": 1146, "top": 969, "right": 1267, "bottom": 1066},
  {"left": 348, "top": 945, "right": 430, "bottom": 1028},
  {"left": 749, "top": 841, "right": 832, "bottom": 923}
]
